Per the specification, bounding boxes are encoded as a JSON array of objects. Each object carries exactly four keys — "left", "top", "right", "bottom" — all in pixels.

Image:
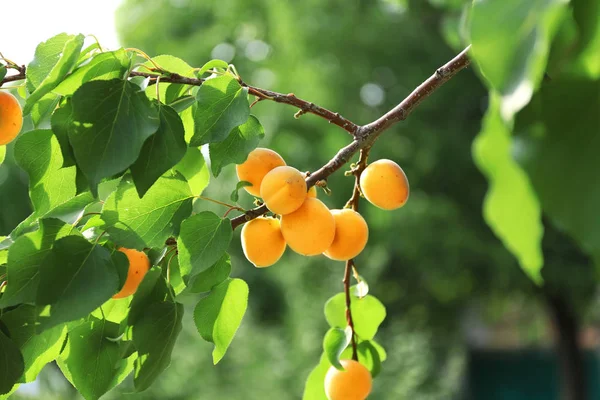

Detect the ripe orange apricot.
[
  {"left": 280, "top": 197, "right": 335, "bottom": 256},
  {"left": 0, "top": 91, "right": 23, "bottom": 146},
  {"left": 324, "top": 209, "right": 369, "bottom": 261},
  {"left": 241, "top": 216, "right": 286, "bottom": 267},
  {"left": 260, "top": 166, "right": 307, "bottom": 215},
  {"left": 236, "top": 148, "right": 286, "bottom": 196},
  {"left": 112, "top": 248, "right": 151, "bottom": 299},
  {"left": 360, "top": 159, "right": 409, "bottom": 210},
  {"left": 324, "top": 359, "right": 372, "bottom": 400}
]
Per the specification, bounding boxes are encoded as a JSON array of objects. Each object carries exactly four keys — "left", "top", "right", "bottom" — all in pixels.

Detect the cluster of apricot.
[
  {"left": 236, "top": 147, "right": 409, "bottom": 269},
  {"left": 0, "top": 91, "right": 24, "bottom": 146}
]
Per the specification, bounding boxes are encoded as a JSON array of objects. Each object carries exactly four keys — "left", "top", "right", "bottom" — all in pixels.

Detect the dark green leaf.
[
  {"left": 324, "top": 293, "right": 386, "bottom": 340},
  {"left": 0, "top": 330, "right": 24, "bottom": 395},
  {"left": 36, "top": 236, "right": 120, "bottom": 328},
  {"left": 323, "top": 327, "right": 351, "bottom": 371},
  {"left": 0, "top": 218, "right": 75, "bottom": 308},
  {"left": 69, "top": 79, "right": 160, "bottom": 192},
  {"left": 230, "top": 181, "right": 252, "bottom": 203},
  {"left": 173, "top": 147, "right": 210, "bottom": 195},
  {"left": 54, "top": 49, "right": 131, "bottom": 96},
  {"left": 101, "top": 173, "right": 193, "bottom": 249},
  {"left": 168, "top": 95, "right": 196, "bottom": 113},
  {"left": 128, "top": 268, "right": 170, "bottom": 326},
  {"left": 58, "top": 318, "right": 134, "bottom": 400},
  {"left": 571, "top": 0, "right": 600, "bottom": 78},
  {"left": 24, "top": 34, "right": 85, "bottom": 115},
  {"left": 1, "top": 305, "right": 67, "bottom": 382},
  {"left": 188, "top": 253, "right": 231, "bottom": 293},
  {"left": 132, "top": 301, "right": 184, "bottom": 391},
  {"left": 191, "top": 75, "right": 250, "bottom": 145},
  {"left": 193, "top": 278, "right": 248, "bottom": 364},
  {"left": 473, "top": 94, "right": 544, "bottom": 283},
  {"left": 209, "top": 115, "right": 264, "bottom": 176},
  {"left": 470, "top": 0, "right": 567, "bottom": 119},
  {"left": 0, "top": 65, "right": 6, "bottom": 82},
  {"left": 516, "top": 79, "right": 600, "bottom": 267},
  {"left": 356, "top": 340, "right": 384, "bottom": 378},
  {"left": 178, "top": 211, "right": 232, "bottom": 278},
  {"left": 131, "top": 105, "right": 187, "bottom": 197}
]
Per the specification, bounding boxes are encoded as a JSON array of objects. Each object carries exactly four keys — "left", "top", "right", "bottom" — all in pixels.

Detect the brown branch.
[
  {"left": 231, "top": 45, "right": 472, "bottom": 229},
  {"left": 344, "top": 259, "right": 359, "bottom": 361},
  {"left": 0, "top": 65, "right": 26, "bottom": 87}
]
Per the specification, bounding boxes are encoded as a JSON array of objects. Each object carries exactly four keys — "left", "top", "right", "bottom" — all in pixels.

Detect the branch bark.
[{"left": 231, "top": 45, "right": 472, "bottom": 229}]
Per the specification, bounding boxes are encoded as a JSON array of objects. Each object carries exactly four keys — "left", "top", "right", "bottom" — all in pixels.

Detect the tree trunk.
[{"left": 545, "top": 293, "right": 587, "bottom": 400}]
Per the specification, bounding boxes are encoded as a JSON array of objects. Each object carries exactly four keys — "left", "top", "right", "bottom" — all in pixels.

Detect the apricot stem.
[{"left": 195, "top": 195, "right": 244, "bottom": 211}]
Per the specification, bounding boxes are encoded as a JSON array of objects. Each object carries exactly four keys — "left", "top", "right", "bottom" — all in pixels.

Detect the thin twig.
[
  {"left": 344, "top": 259, "right": 358, "bottom": 361},
  {"left": 231, "top": 46, "right": 471, "bottom": 229}
]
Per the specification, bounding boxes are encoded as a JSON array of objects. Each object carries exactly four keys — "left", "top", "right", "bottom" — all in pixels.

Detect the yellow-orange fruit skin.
[
  {"left": 112, "top": 248, "right": 151, "bottom": 299},
  {"left": 0, "top": 91, "right": 23, "bottom": 146},
  {"left": 260, "top": 166, "right": 308, "bottom": 215},
  {"left": 324, "top": 209, "right": 369, "bottom": 261},
  {"left": 241, "top": 217, "right": 286, "bottom": 267},
  {"left": 324, "top": 359, "right": 372, "bottom": 400},
  {"left": 360, "top": 159, "right": 409, "bottom": 210},
  {"left": 280, "top": 198, "right": 335, "bottom": 256},
  {"left": 236, "top": 148, "right": 286, "bottom": 196}
]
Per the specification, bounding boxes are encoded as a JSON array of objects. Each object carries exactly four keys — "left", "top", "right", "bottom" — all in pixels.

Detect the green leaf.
[
  {"left": 197, "top": 59, "right": 229, "bottom": 76},
  {"left": 143, "top": 55, "right": 194, "bottom": 102},
  {"left": 515, "top": 79, "right": 600, "bottom": 268},
  {"left": 178, "top": 211, "right": 233, "bottom": 278},
  {"left": 36, "top": 236, "right": 120, "bottom": 328},
  {"left": 14, "top": 129, "right": 86, "bottom": 216},
  {"left": 323, "top": 327, "right": 352, "bottom": 371},
  {"left": 101, "top": 174, "right": 193, "bottom": 249},
  {"left": 24, "top": 33, "right": 85, "bottom": 115},
  {"left": 324, "top": 293, "right": 386, "bottom": 340},
  {"left": 30, "top": 92, "right": 61, "bottom": 128},
  {"left": 54, "top": 49, "right": 131, "bottom": 96},
  {"left": 69, "top": 79, "right": 160, "bottom": 192},
  {"left": 230, "top": 181, "right": 252, "bottom": 203},
  {"left": 0, "top": 218, "right": 75, "bottom": 308},
  {"left": 570, "top": 0, "right": 600, "bottom": 78},
  {"left": 191, "top": 75, "right": 250, "bottom": 145},
  {"left": 351, "top": 277, "right": 369, "bottom": 298},
  {"left": 302, "top": 353, "right": 329, "bottom": 400},
  {"left": 356, "top": 340, "right": 384, "bottom": 378},
  {"left": 473, "top": 94, "right": 544, "bottom": 283},
  {"left": 0, "top": 330, "right": 24, "bottom": 395},
  {"left": 193, "top": 278, "right": 248, "bottom": 364},
  {"left": 50, "top": 101, "right": 76, "bottom": 166},
  {"left": 188, "top": 253, "right": 231, "bottom": 293},
  {"left": 0, "top": 65, "right": 6, "bottom": 82},
  {"left": 132, "top": 301, "right": 184, "bottom": 391},
  {"left": 131, "top": 105, "right": 187, "bottom": 197},
  {"left": 168, "top": 95, "right": 196, "bottom": 113},
  {"left": 1, "top": 305, "right": 67, "bottom": 382},
  {"left": 127, "top": 267, "right": 170, "bottom": 326},
  {"left": 470, "top": 0, "right": 567, "bottom": 119},
  {"left": 91, "top": 297, "right": 131, "bottom": 325},
  {"left": 0, "top": 146, "right": 5, "bottom": 165},
  {"left": 209, "top": 115, "right": 265, "bottom": 176},
  {"left": 58, "top": 318, "right": 134, "bottom": 400},
  {"left": 173, "top": 147, "right": 210, "bottom": 195}
]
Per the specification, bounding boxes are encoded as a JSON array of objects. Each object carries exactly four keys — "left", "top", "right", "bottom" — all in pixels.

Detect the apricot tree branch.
[
  {"left": 231, "top": 45, "right": 472, "bottom": 229},
  {"left": 344, "top": 259, "right": 359, "bottom": 361},
  {"left": 0, "top": 65, "right": 26, "bottom": 87}
]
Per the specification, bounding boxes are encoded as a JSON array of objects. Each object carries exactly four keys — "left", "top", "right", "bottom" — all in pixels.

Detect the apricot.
[
  {"left": 241, "top": 216, "right": 286, "bottom": 267},
  {"left": 280, "top": 198, "right": 335, "bottom": 256},
  {"left": 324, "top": 209, "right": 369, "bottom": 261},
  {"left": 360, "top": 159, "right": 409, "bottom": 210},
  {"left": 0, "top": 91, "right": 23, "bottom": 146},
  {"left": 324, "top": 359, "right": 372, "bottom": 400},
  {"left": 236, "top": 148, "right": 286, "bottom": 196},
  {"left": 112, "top": 248, "right": 151, "bottom": 299},
  {"left": 260, "top": 166, "right": 307, "bottom": 215}
]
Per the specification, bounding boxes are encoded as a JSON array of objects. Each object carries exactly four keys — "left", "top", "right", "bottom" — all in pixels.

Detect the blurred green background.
[{"left": 1, "top": 0, "right": 598, "bottom": 399}]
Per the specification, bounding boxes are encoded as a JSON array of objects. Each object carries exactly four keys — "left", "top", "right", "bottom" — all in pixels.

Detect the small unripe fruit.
[
  {"left": 260, "top": 166, "right": 307, "bottom": 215},
  {"left": 112, "top": 248, "right": 151, "bottom": 299},
  {"left": 280, "top": 198, "right": 335, "bottom": 256},
  {"left": 324, "top": 209, "right": 369, "bottom": 261},
  {"left": 360, "top": 159, "right": 409, "bottom": 210},
  {"left": 0, "top": 91, "right": 23, "bottom": 146},
  {"left": 324, "top": 359, "right": 372, "bottom": 400},
  {"left": 241, "top": 216, "right": 286, "bottom": 267},
  {"left": 236, "top": 148, "right": 286, "bottom": 197}
]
